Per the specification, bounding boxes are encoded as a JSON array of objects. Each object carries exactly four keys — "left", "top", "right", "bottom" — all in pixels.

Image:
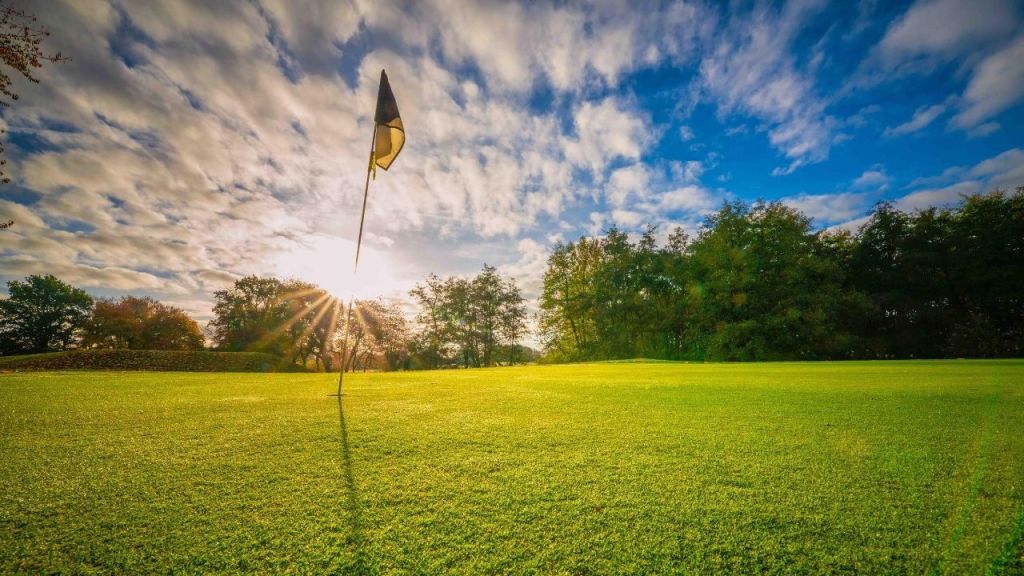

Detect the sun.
[{"left": 272, "top": 234, "right": 403, "bottom": 300}]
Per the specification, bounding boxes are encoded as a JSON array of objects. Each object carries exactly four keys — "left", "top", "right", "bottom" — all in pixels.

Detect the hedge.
[{"left": 0, "top": 350, "right": 310, "bottom": 372}]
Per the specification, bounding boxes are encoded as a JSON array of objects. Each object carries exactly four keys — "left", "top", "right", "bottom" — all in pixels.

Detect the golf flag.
[
  {"left": 337, "top": 70, "right": 404, "bottom": 395},
  {"left": 372, "top": 70, "right": 404, "bottom": 176}
]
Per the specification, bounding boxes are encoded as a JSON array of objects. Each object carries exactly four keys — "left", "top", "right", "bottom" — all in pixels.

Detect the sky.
[{"left": 1, "top": 0, "right": 1023, "bottom": 328}]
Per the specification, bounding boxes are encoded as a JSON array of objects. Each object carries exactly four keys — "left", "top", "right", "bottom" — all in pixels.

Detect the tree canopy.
[
  {"left": 410, "top": 264, "right": 528, "bottom": 368},
  {"left": 539, "top": 188, "right": 1024, "bottom": 361},
  {"left": 0, "top": 274, "right": 92, "bottom": 354},
  {"left": 82, "top": 296, "right": 203, "bottom": 351}
]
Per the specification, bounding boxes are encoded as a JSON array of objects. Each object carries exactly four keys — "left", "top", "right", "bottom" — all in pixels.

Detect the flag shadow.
[{"left": 336, "top": 394, "right": 375, "bottom": 574}]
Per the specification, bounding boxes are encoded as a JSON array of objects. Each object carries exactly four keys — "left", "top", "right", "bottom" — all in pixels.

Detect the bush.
[{"left": 0, "top": 350, "right": 309, "bottom": 372}]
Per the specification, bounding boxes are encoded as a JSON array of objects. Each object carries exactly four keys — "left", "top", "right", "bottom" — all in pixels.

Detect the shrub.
[{"left": 0, "top": 350, "right": 309, "bottom": 372}]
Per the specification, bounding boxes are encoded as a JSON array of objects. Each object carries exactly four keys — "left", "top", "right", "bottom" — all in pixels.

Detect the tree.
[
  {"left": 340, "top": 299, "right": 409, "bottom": 372},
  {"left": 944, "top": 188, "right": 1024, "bottom": 356},
  {"left": 472, "top": 264, "right": 503, "bottom": 366},
  {"left": 410, "top": 265, "right": 528, "bottom": 369},
  {"left": 209, "top": 276, "right": 348, "bottom": 369},
  {"left": 538, "top": 202, "right": 863, "bottom": 362},
  {"left": 209, "top": 276, "right": 291, "bottom": 355},
  {"left": 410, "top": 273, "right": 447, "bottom": 368},
  {"left": 301, "top": 290, "right": 343, "bottom": 372},
  {"left": 497, "top": 277, "right": 527, "bottom": 364},
  {"left": 686, "top": 201, "right": 854, "bottom": 360},
  {"left": 538, "top": 237, "right": 603, "bottom": 360},
  {"left": 0, "top": 4, "right": 70, "bottom": 184},
  {"left": 849, "top": 188, "right": 1024, "bottom": 358},
  {"left": 0, "top": 274, "right": 92, "bottom": 354},
  {"left": 82, "top": 296, "right": 203, "bottom": 351}
]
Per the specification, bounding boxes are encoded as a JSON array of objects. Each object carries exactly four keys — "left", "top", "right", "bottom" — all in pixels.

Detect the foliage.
[
  {"left": 82, "top": 296, "right": 203, "bottom": 351},
  {"left": 409, "top": 264, "right": 527, "bottom": 368},
  {"left": 1, "top": 361, "right": 1021, "bottom": 572},
  {"left": 0, "top": 3, "right": 70, "bottom": 184},
  {"left": 340, "top": 298, "right": 410, "bottom": 372},
  {"left": 278, "top": 279, "right": 341, "bottom": 372},
  {"left": 540, "top": 188, "right": 1024, "bottom": 361},
  {"left": 209, "top": 276, "right": 344, "bottom": 370},
  {"left": 209, "top": 276, "right": 291, "bottom": 355},
  {"left": 0, "top": 274, "right": 92, "bottom": 354},
  {"left": 849, "top": 189, "right": 1024, "bottom": 358},
  {"left": 0, "top": 349, "right": 305, "bottom": 371}
]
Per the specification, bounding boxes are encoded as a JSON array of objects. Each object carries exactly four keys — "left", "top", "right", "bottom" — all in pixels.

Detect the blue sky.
[{"left": 1, "top": 0, "right": 1023, "bottom": 325}]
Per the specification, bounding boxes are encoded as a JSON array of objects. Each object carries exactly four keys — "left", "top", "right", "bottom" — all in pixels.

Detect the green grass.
[{"left": 1, "top": 361, "right": 1022, "bottom": 574}]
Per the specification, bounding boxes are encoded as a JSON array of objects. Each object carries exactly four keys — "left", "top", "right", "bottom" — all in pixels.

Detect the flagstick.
[{"left": 335, "top": 131, "right": 376, "bottom": 397}]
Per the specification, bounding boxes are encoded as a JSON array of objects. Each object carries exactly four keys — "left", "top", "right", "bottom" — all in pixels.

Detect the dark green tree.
[
  {"left": 686, "top": 201, "right": 854, "bottom": 360},
  {"left": 0, "top": 274, "right": 92, "bottom": 354},
  {"left": 209, "top": 276, "right": 290, "bottom": 355}
]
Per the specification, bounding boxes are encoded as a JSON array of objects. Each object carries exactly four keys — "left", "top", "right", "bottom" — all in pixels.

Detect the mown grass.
[{"left": 1, "top": 361, "right": 1022, "bottom": 574}]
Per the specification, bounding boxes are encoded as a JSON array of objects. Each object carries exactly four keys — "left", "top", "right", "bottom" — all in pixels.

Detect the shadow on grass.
[{"left": 336, "top": 394, "right": 376, "bottom": 574}]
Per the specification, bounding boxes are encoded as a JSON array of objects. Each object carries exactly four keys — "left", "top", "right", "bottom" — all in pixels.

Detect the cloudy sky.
[{"left": 2, "top": 0, "right": 1023, "bottom": 325}]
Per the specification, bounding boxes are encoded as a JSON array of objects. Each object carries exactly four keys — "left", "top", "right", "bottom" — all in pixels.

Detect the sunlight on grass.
[{"left": 1, "top": 361, "right": 1022, "bottom": 573}]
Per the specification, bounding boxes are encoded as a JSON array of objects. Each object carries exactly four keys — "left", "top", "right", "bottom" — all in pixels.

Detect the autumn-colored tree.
[
  {"left": 0, "top": 3, "right": 70, "bottom": 196},
  {"left": 82, "top": 296, "right": 204, "bottom": 351},
  {"left": 341, "top": 299, "right": 409, "bottom": 372}
]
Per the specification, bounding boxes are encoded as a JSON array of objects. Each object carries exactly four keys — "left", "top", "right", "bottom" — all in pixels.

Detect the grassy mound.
[{"left": 0, "top": 349, "right": 307, "bottom": 372}]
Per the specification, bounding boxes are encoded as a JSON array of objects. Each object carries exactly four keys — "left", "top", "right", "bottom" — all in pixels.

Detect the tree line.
[
  {"left": 0, "top": 276, "right": 204, "bottom": 355},
  {"left": 539, "top": 188, "right": 1023, "bottom": 361},
  {"left": 4, "top": 188, "right": 1020, "bottom": 365},
  {"left": 0, "top": 264, "right": 530, "bottom": 371}
]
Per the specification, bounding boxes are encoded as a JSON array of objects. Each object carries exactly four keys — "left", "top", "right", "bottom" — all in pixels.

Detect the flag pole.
[{"left": 336, "top": 128, "right": 376, "bottom": 396}]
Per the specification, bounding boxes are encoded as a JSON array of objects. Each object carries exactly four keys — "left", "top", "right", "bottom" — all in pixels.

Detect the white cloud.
[
  {"left": 950, "top": 34, "right": 1024, "bottom": 131},
  {"left": 844, "top": 147, "right": 1024, "bottom": 221},
  {"left": 783, "top": 192, "right": 870, "bottom": 224},
  {"left": 566, "top": 97, "right": 651, "bottom": 178},
  {"left": 670, "top": 160, "right": 704, "bottom": 184},
  {"left": 699, "top": 0, "right": 838, "bottom": 174},
  {"left": 967, "top": 122, "right": 1000, "bottom": 138},
  {"left": 850, "top": 0, "right": 1022, "bottom": 103},
  {"left": 876, "top": 0, "right": 1019, "bottom": 64},
  {"left": 656, "top": 185, "right": 716, "bottom": 213},
  {"left": 599, "top": 159, "right": 718, "bottom": 229},
  {"left": 606, "top": 164, "right": 652, "bottom": 208},
  {"left": 827, "top": 147, "right": 1024, "bottom": 230},
  {"left": 895, "top": 180, "right": 984, "bottom": 211},
  {"left": 0, "top": 0, "right": 685, "bottom": 317},
  {"left": 401, "top": 0, "right": 709, "bottom": 94},
  {"left": 966, "top": 148, "right": 1024, "bottom": 188},
  {"left": 610, "top": 209, "right": 645, "bottom": 228},
  {"left": 883, "top": 104, "right": 946, "bottom": 137},
  {"left": 852, "top": 168, "right": 890, "bottom": 191}
]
